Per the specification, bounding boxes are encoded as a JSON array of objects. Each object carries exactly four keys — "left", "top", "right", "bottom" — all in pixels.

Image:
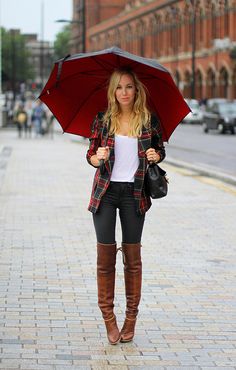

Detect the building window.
[
  {"left": 206, "top": 68, "right": 216, "bottom": 98},
  {"left": 195, "top": 69, "right": 203, "bottom": 100},
  {"left": 175, "top": 70, "right": 180, "bottom": 88},
  {"left": 224, "top": 0, "right": 229, "bottom": 36},
  {"left": 155, "top": 15, "right": 164, "bottom": 56},
  {"left": 219, "top": 67, "right": 229, "bottom": 98},
  {"left": 184, "top": 70, "right": 191, "bottom": 98},
  {"left": 233, "top": 67, "right": 236, "bottom": 98},
  {"left": 211, "top": 4, "right": 217, "bottom": 39},
  {"left": 137, "top": 20, "right": 145, "bottom": 56}
]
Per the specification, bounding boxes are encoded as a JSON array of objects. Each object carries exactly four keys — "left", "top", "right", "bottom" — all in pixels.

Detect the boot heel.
[
  {"left": 104, "top": 315, "right": 121, "bottom": 345},
  {"left": 120, "top": 317, "right": 136, "bottom": 342}
]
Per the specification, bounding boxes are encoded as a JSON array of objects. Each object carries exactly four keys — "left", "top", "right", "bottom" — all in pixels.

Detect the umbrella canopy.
[{"left": 39, "top": 46, "right": 190, "bottom": 141}]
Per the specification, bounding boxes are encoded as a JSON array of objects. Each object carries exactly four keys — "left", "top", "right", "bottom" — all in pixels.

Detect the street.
[
  {"left": 0, "top": 128, "right": 236, "bottom": 370},
  {"left": 167, "top": 124, "right": 236, "bottom": 179}
]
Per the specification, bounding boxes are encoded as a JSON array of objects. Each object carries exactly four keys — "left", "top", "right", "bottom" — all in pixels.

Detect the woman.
[{"left": 86, "top": 69, "right": 166, "bottom": 345}]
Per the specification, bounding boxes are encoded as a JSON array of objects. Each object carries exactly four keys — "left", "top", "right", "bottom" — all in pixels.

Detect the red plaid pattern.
[{"left": 86, "top": 113, "right": 166, "bottom": 215}]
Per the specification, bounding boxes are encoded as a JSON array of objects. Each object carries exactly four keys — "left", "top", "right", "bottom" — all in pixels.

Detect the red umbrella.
[{"left": 39, "top": 46, "right": 190, "bottom": 141}]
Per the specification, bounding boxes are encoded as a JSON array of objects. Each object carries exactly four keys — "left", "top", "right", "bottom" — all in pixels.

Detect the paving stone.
[{"left": 0, "top": 129, "right": 236, "bottom": 369}]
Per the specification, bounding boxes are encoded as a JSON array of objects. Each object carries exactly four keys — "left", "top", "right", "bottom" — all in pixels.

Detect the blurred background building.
[
  {"left": 1, "top": 0, "right": 236, "bottom": 128},
  {"left": 24, "top": 34, "right": 54, "bottom": 90},
  {"left": 71, "top": 0, "right": 236, "bottom": 100}
]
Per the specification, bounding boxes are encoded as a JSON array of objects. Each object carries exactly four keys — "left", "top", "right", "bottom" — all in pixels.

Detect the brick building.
[{"left": 72, "top": 0, "right": 236, "bottom": 100}]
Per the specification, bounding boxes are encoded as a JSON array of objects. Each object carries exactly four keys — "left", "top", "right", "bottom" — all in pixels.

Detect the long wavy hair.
[{"left": 103, "top": 69, "right": 151, "bottom": 137}]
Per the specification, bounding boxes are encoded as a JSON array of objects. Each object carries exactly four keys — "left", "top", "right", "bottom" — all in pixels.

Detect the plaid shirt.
[{"left": 86, "top": 112, "right": 166, "bottom": 215}]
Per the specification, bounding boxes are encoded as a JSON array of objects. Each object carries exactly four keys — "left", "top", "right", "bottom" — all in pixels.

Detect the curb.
[
  {"left": 166, "top": 157, "right": 236, "bottom": 187},
  {"left": 69, "top": 136, "right": 236, "bottom": 188}
]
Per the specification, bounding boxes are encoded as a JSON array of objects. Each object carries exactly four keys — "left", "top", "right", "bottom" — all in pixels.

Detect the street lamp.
[
  {"left": 56, "top": 0, "right": 86, "bottom": 54},
  {"left": 190, "top": 0, "right": 196, "bottom": 99},
  {"left": 40, "top": 0, "right": 45, "bottom": 89}
]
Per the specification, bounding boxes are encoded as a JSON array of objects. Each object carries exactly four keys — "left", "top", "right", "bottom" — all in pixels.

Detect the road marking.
[
  {"left": 165, "top": 163, "right": 236, "bottom": 196},
  {"left": 194, "top": 176, "right": 236, "bottom": 196}
]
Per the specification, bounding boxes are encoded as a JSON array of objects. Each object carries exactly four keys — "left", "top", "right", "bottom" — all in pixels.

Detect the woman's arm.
[
  {"left": 86, "top": 115, "right": 102, "bottom": 168},
  {"left": 86, "top": 115, "right": 110, "bottom": 167},
  {"left": 145, "top": 115, "right": 166, "bottom": 163},
  {"left": 150, "top": 115, "right": 166, "bottom": 163}
]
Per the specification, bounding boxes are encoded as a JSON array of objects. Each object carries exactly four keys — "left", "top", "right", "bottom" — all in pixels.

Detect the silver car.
[{"left": 182, "top": 99, "right": 203, "bottom": 124}]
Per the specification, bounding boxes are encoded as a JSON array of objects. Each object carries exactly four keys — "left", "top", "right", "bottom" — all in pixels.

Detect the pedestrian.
[
  {"left": 32, "top": 101, "right": 45, "bottom": 137},
  {"left": 24, "top": 101, "right": 34, "bottom": 138},
  {"left": 45, "top": 109, "right": 54, "bottom": 139},
  {"left": 86, "top": 69, "right": 166, "bottom": 345},
  {"left": 14, "top": 104, "right": 28, "bottom": 138}
]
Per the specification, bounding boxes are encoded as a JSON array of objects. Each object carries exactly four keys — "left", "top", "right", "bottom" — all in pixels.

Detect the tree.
[
  {"left": 1, "top": 27, "right": 35, "bottom": 95},
  {"left": 54, "top": 25, "right": 71, "bottom": 60}
]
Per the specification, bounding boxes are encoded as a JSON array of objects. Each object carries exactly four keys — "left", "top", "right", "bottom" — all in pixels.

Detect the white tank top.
[{"left": 110, "top": 134, "right": 139, "bottom": 182}]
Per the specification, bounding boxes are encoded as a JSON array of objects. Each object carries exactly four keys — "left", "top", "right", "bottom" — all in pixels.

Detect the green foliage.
[
  {"left": 54, "top": 25, "right": 71, "bottom": 60},
  {"left": 1, "top": 27, "right": 35, "bottom": 88}
]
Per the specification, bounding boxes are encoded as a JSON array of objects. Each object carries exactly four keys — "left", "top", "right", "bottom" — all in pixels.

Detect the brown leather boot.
[
  {"left": 97, "top": 242, "right": 120, "bottom": 345},
  {"left": 120, "top": 242, "right": 142, "bottom": 343}
]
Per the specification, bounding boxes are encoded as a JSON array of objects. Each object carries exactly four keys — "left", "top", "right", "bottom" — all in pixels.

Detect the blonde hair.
[{"left": 103, "top": 69, "right": 151, "bottom": 137}]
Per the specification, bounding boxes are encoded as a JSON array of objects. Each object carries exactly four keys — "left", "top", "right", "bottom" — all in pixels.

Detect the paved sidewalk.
[{"left": 0, "top": 129, "right": 236, "bottom": 370}]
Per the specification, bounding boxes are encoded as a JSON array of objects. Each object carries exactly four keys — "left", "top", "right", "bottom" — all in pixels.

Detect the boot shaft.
[
  {"left": 122, "top": 243, "right": 142, "bottom": 319},
  {"left": 97, "top": 243, "right": 117, "bottom": 320}
]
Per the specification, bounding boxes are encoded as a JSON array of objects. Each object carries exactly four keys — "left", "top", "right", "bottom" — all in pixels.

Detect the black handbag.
[{"left": 145, "top": 163, "right": 168, "bottom": 199}]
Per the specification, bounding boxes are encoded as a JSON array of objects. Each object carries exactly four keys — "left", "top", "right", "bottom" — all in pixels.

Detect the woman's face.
[{"left": 115, "top": 74, "right": 136, "bottom": 109}]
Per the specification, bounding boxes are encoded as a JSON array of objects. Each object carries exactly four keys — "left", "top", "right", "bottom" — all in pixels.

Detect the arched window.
[
  {"left": 183, "top": 5, "right": 191, "bottom": 50},
  {"left": 232, "top": 67, "right": 236, "bottom": 99},
  {"left": 211, "top": 3, "right": 217, "bottom": 39},
  {"left": 195, "top": 3, "right": 203, "bottom": 49},
  {"left": 175, "top": 70, "right": 181, "bottom": 88},
  {"left": 137, "top": 20, "right": 145, "bottom": 56},
  {"left": 105, "top": 32, "right": 113, "bottom": 48},
  {"left": 124, "top": 24, "right": 132, "bottom": 51},
  {"left": 164, "top": 10, "right": 171, "bottom": 55},
  {"left": 224, "top": 0, "right": 229, "bottom": 36},
  {"left": 205, "top": 1, "right": 213, "bottom": 48},
  {"left": 156, "top": 14, "right": 163, "bottom": 57},
  {"left": 206, "top": 68, "right": 216, "bottom": 98},
  {"left": 150, "top": 15, "right": 157, "bottom": 57},
  {"left": 114, "top": 28, "right": 121, "bottom": 48},
  {"left": 195, "top": 69, "right": 203, "bottom": 100},
  {"left": 183, "top": 70, "right": 191, "bottom": 98},
  {"left": 219, "top": 67, "right": 229, "bottom": 98},
  {"left": 170, "top": 6, "right": 181, "bottom": 55},
  {"left": 199, "top": 7, "right": 204, "bottom": 44}
]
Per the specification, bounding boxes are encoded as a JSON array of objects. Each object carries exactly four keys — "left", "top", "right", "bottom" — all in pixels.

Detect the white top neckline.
[{"left": 116, "top": 134, "right": 136, "bottom": 138}]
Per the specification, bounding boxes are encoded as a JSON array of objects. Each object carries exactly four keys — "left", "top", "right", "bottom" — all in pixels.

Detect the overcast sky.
[{"left": 1, "top": 0, "right": 72, "bottom": 43}]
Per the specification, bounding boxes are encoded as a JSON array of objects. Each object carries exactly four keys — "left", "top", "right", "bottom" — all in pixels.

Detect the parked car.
[
  {"left": 182, "top": 99, "right": 203, "bottom": 124},
  {"left": 202, "top": 100, "right": 236, "bottom": 134},
  {"left": 204, "top": 98, "right": 228, "bottom": 109}
]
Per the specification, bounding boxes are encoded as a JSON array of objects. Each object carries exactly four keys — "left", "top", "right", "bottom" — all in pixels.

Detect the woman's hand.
[
  {"left": 96, "top": 146, "right": 110, "bottom": 162},
  {"left": 146, "top": 148, "right": 161, "bottom": 163}
]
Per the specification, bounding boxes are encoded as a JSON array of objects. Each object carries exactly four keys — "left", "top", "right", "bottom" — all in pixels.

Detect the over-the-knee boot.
[
  {"left": 97, "top": 242, "right": 120, "bottom": 344},
  {"left": 120, "top": 242, "right": 142, "bottom": 342}
]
